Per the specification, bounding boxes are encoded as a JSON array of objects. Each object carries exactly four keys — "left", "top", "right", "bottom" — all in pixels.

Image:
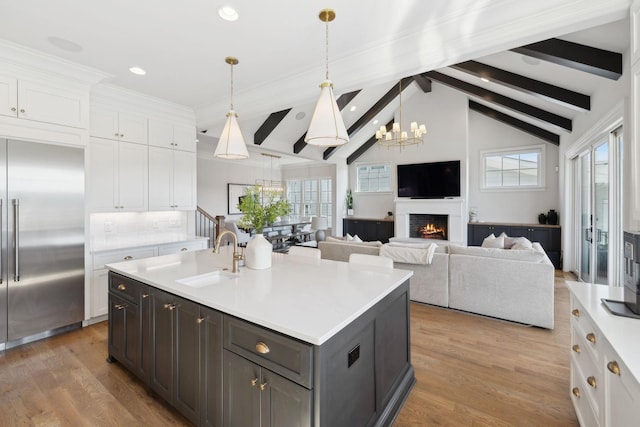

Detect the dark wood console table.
[{"left": 343, "top": 217, "right": 394, "bottom": 243}]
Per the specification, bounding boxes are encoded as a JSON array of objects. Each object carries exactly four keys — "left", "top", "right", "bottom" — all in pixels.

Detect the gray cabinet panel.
[
  {"left": 150, "top": 289, "right": 174, "bottom": 402},
  {"left": 201, "top": 307, "right": 223, "bottom": 427},
  {"left": 223, "top": 350, "right": 261, "bottom": 427},
  {"left": 174, "top": 298, "right": 201, "bottom": 423},
  {"left": 261, "top": 368, "right": 312, "bottom": 427}
]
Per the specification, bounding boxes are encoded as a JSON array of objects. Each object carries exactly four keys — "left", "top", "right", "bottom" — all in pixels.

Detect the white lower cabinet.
[
  {"left": 148, "top": 146, "right": 196, "bottom": 211},
  {"left": 568, "top": 284, "right": 640, "bottom": 427}
]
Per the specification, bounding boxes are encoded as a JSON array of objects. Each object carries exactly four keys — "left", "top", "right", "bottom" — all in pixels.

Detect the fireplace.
[{"left": 409, "top": 214, "right": 448, "bottom": 240}]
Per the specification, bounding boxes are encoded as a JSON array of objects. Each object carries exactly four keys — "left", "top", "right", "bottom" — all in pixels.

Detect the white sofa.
[{"left": 317, "top": 239, "right": 554, "bottom": 329}]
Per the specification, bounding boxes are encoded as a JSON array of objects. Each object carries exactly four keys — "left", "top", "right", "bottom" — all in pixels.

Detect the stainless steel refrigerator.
[{"left": 0, "top": 139, "right": 84, "bottom": 348}]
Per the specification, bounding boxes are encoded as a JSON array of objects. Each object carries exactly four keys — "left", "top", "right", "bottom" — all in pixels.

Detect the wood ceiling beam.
[
  {"left": 511, "top": 38, "right": 622, "bottom": 80},
  {"left": 450, "top": 60, "right": 590, "bottom": 111},
  {"left": 293, "top": 89, "right": 361, "bottom": 154},
  {"left": 323, "top": 77, "right": 414, "bottom": 160},
  {"left": 412, "top": 74, "right": 433, "bottom": 93},
  {"left": 346, "top": 120, "right": 394, "bottom": 165},
  {"left": 254, "top": 108, "right": 291, "bottom": 145},
  {"left": 423, "top": 71, "right": 572, "bottom": 132},
  {"left": 469, "top": 100, "right": 560, "bottom": 145}
]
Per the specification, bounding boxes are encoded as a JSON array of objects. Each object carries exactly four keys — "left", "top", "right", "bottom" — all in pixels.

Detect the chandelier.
[
  {"left": 255, "top": 153, "right": 284, "bottom": 193},
  {"left": 376, "top": 79, "right": 426, "bottom": 148}
]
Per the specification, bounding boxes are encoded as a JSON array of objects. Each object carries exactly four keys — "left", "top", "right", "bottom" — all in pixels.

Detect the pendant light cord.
[
  {"left": 229, "top": 62, "right": 234, "bottom": 110},
  {"left": 325, "top": 18, "right": 329, "bottom": 80},
  {"left": 398, "top": 79, "right": 403, "bottom": 130}
]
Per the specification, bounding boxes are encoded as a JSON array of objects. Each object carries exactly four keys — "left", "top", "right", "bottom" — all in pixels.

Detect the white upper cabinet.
[
  {"left": 148, "top": 146, "right": 196, "bottom": 211},
  {"left": 148, "top": 118, "right": 196, "bottom": 152},
  {"left": 89, "top": 137, "right": 148, "bottom": 212},
  {"left": 0, "top": 75, "right": 88, "bottom": 128},
  {"left": 90, "top": 105, "right": 148, "bottom": 144}
]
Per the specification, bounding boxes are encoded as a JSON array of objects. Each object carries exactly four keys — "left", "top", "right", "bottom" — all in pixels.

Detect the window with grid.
[
  {"left": 356, "top": 163, "right": 391, "bottom": 193},
  {"left": 286, "top": 178, "right": 332, "bottom": 225},
  {"left": 482, "top": 146, "right": 544, "bottom": 189}
]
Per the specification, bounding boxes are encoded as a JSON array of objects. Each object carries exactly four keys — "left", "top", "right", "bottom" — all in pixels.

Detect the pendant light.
[
  {"left": 305, "top": 8, "right": 349, "bottom": 147},
  {"left": 214, "top": 56, "right": 249, "bottom": 160}
]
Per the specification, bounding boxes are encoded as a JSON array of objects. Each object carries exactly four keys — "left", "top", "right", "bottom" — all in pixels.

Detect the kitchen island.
[{"left": 106, "top": 247, "right": 415, "bottom": 427}]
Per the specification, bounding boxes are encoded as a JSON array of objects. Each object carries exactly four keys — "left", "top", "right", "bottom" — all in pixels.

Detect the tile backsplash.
[{"left": 90, "top": 211, "right": 193, "bottom": 251}]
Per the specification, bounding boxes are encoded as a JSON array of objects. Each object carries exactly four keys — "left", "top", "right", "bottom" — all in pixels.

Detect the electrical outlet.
[
  {"left": 169, "top": 220, "right": 180, "bottom": 228},
  {"left": 104, "top": 221, "right": 113, "bottom": 233}
]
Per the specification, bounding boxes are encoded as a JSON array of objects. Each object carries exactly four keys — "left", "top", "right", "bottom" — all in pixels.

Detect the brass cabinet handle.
[
  {"left": 255, "top": 341, "right": 270, "bottom": 354},
  {"left": 196, "top": 317, "right": 204, "bottom": 324},
  {"left": 259, "top": 382, "right": 268, "bottom": 391},
  {"left": 117, "top": 284, "right": 126, "bottom": 291},
  {"left": 10, "top": 107, "right": 16, "bottom": 112},
  {"left": 20, "top": 109, "right": 25, "bottom": 113},
  {"left": 572, "top": 387, "right": 581, "bottom": 398},
  {"left": 141, "top": 293, "right": 149, "bottom": 299},
  {"left": 587, "top": 376, "right": 597, "bottom": 388},
  {"left": 163, "top": 303, "right": 176, "bottom": 310},
  {"left": 124, "top": 256, "right": 133, "bottom": 260},
  {"left": 181, "top": 248, "right": 188, "bottom": 251},
  {"left": 571, "top": 308, "right": 580, "bottom": 317},
  {"left": 586, "top": 333, "right": 596, "bottom": 344},
  {"left": 572, "top": 344, "right": 580, "bottom": 353},
  {"left": 114, "top": 304, "right": 127, "bottom": 310},
  {"left": 607, "top": 361, "right": 621, "bottom": 376},
  {"left": 250, "top": 378, "right": 258, "bottom": 387},
  {"left": 114, "top": 133, "right": 119, "bottom": 137}
]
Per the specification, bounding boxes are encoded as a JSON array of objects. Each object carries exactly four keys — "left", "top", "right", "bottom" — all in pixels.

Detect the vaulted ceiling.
[{"left": 0, "top": 0, "right": 630, "bottom": 165}]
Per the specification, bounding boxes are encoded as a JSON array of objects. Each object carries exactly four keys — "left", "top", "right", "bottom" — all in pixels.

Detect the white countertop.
[
  {"left": 566, "top": 281, "right": 640, "bottom": 381},
  {"left": 107, "top": 248, "right": 413, "bottom": 345},
  {"left": 91, "top": 235, "right": 208, "bottom": 253}
]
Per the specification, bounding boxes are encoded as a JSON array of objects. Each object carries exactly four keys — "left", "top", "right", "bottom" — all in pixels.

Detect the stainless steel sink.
[{"left": 175, "top": 270, "right": 235, "bottom": 288}]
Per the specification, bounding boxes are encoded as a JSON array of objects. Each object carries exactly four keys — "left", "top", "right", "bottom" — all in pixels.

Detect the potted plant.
[
  {"left": 346, "top": 189, "right": 354, "bottom": 216},
  {"left": 237, "top": 185, "right": 290, "bottom": 269}
]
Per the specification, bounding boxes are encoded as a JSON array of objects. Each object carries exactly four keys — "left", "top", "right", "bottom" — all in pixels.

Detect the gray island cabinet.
[{"left": 106, "top": 249, "right": 415, "bottom": 427}]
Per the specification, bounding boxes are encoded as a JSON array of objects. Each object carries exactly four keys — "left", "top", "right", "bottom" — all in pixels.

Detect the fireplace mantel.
[{"left": 394, "top": 198, "right": 466, "bottom": 245}]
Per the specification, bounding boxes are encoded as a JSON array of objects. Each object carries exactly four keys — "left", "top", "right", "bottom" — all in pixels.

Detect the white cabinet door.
[
  {"left": 118, "top": 111, "right": 148, "bottom": 144},
  {"left": 17, "top": 80, "right": 87, "bottom": 128},
  {"left": 604, "top": 344, "right": 640, "bottom": 427},
  {"left": 92, "top": 269, "right": 110, "bottom": 317},
  {"left": 89, "top": 138, "right": 118, "bottom": 212},
  {"left": 0, "top": 75, "right": 17, "bottom": 118},
  {"left": 118, "top": 141, "right": 148, "bottom": 211},
  {"left": 148, "top": 119, "right": 175, "bottom": 149},
  {"left": 148, "top": 146, "right": 174, "bottom": 210},
  {"left": 172, "top": 150, "right": 196, "bottom": 210},
  {"left": 173, "top": 123, "right": 197, "bottom": 152},
  {"left": 91, "top": 105, "right": 120, "bottom": 139},
  {"left": 90, "top": 106, "right": 148, "bottom": 144}
]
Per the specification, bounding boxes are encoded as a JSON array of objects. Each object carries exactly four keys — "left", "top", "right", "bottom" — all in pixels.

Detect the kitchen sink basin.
[{"left": 175, "top": 270, "right": 235, "bottom": 288}]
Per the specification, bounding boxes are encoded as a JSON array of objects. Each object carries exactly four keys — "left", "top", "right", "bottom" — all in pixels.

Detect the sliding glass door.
[{"left": 574, "top": 126, "right": 622, "bottom": 285}]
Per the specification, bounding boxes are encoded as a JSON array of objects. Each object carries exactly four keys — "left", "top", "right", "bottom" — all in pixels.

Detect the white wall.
[
  {"left": 468, "top": 111, "right": 560, "bottom": 224},
  {"left": 197, "top": 155, "right": 281, "bottom": 219},
  {"left": 348, "top": 83, "right": 469, "bottom": 219}
]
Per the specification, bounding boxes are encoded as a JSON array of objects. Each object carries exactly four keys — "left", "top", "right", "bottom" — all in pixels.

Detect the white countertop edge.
[
  {"left": 91, "top": 236, "right": 208, "bottom": 254},
  {"left": 566, "top": 281, "right": 640, "bottom": 382},
  {"left": 107, "top": 250, "right": 413, "bottom": 345}
]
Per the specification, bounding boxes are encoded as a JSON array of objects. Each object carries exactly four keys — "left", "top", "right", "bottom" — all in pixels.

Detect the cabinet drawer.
[
  {"left": 571, "top": 346, "right": 603, "bottom": 420},
  {"left": 570, "top": 301, "right": 601, "bottom": 366},
  {"left": 158, "top": 240, "right": 206, "bottom": 255},
  {"left": 109, "top": 272, "right": 147, "bottom": 303},
  {"left": 570, "top": 364, "right": 600, "bottom": 427},
  {"left": 93, "top": 247, "right": 157, "bottom": 269},
  {"left": 224, "top": 316, "right": 313, "bottom": 388}
]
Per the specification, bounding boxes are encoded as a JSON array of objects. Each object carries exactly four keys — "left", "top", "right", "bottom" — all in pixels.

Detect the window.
[
  {"left": 481, "top": 146, "right": 544, "bottom": 189},
  {"left": 357, "top": 163, "right": 391, "bottom": 193},
  {"left": 286, "top": 178, "right": 332, "bottom": 225}
]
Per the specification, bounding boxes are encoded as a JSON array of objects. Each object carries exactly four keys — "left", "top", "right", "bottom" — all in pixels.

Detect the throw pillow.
[
  {"left": 511, "top": 237, "right": 533, "bottom": 250},
  {"left": 353, "top": 234, "right": 363, "bottom": 242},
  {"left": 482, "top": 234, "right": 504, "bottom": 249},
  {"left": 345, "top": 233, "right": 354, "bottom": 241}
]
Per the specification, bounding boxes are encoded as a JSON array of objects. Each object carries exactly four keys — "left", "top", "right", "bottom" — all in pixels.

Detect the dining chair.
[
  {"left": 348, "top": 253, "right": 393, "bottom": 269},
  {"left": 287, "top": 246, "right": 321, "bottom": 259}
]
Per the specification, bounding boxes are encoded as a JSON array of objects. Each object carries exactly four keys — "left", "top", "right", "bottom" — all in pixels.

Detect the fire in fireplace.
[{"left": 409, "top": 214, "right": 448, "bottom": 240}]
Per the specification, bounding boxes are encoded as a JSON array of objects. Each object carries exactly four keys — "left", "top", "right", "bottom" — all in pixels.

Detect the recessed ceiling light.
[
  {"left": 373, "top": 119, "right": 379, "bottom": 125},
  {"left": 218, "top": 6, "right": 239, "bottom": 21},
  {"left": 350, "top": 106, "right": 357, "bottom": 112},
  {"left": 295, "top": 112, "right": 306, "bottom": 120},
  {"left": 129, "top": 66, "right": 146, "bottom": 75},
  {"left": 47, "top": 36, "right": 83, "bottom": 52}
]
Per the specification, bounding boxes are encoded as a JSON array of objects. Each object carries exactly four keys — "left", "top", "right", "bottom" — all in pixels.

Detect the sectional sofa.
[{"left": 317, "top": 238, "right": 555, "bottom": 329}]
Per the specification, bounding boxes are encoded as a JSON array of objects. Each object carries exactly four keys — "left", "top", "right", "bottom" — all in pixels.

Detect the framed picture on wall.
[{"left": 228, "top": 183, "right": 252, "bottom": 215}]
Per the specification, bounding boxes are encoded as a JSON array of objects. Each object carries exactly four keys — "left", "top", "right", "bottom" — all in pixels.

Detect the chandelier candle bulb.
[{"left": 411, "top": 122, "right": 417, "bottom": 131}]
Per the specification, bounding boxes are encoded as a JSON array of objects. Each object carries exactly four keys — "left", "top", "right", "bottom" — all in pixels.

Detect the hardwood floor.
[{"left": 0, "top": 271, "right": 578, "bottom": 426}]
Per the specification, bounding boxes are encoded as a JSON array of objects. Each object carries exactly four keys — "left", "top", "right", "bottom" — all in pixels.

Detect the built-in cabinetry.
[
  {"left": 91, "top": 239, "right": 206, "bottom": 319},
  {"left": 343, "top": 218, "right": 394, "bottom": 243},
  {"left": 0, "top": 74, "right": 88, "bottom": 129},
  {"left": 467, "top": 222, "right": 561, "bottom": 268},
  {"left": 567, "top": 282, "right": 640, "bottom": 426},
  {"left": 631, "top": 0, "right": 640, "bottom": 219},
  {"left": 88, "top": 137, "right": 148, "bottom": 212},
  {"left": 88, "top": 85, "right": 197, "bottom": 213}
]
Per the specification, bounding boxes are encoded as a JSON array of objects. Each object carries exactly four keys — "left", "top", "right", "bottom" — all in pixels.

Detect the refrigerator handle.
[{"left": 13, "top": 198, "right": 18, "bottom": 282}]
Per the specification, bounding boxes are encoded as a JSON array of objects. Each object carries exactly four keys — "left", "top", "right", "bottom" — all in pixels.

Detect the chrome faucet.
[{"left": 213, "top": 230, "right": 244, "bottom": 273}]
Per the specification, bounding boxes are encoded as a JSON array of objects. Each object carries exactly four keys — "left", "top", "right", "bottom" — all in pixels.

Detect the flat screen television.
[{"left": 397, "top": 160, "right": 461, "bottom": 199}]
